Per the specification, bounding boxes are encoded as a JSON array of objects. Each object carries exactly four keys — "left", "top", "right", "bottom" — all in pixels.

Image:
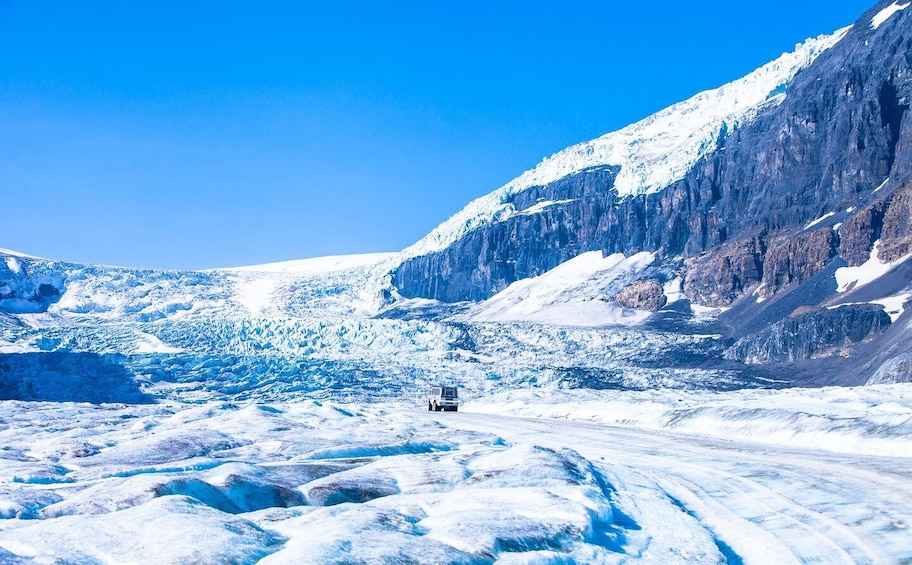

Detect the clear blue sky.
[{"left": 0, "top": 1, "right": 875, "bottom": 269}]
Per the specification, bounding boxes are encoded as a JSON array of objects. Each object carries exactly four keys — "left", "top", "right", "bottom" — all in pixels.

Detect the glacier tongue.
[
  {"left": 0, "top": 249, "right": 753, "bottom": 404},
  {"left": 396, "top": 28, "right": 849, "bottom": 263}
]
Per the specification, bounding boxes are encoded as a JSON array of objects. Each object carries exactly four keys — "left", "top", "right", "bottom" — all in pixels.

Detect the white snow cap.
[{"left": 398, "top": 28, "right": 849, "bottom": 262}]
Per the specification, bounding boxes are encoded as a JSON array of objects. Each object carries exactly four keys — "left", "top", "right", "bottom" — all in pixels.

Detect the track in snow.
[{"left": 435, "top": 411, "right": 912, "bottom": 564}]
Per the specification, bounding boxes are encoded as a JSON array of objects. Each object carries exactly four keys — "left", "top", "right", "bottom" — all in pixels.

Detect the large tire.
[
  {"left": 428, "top": 401, "right": 433, "bottom": 411},
  {"left": 453, "top": 407, "right": 458, "bottom": 412},
  {"left": 434, "top": 402, "right": 440, "bottom": 412}
]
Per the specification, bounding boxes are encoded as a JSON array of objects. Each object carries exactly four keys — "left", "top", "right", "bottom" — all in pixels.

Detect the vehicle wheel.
[
  {"left": 434, "top": 402, "right": 440, "bottom": 412},
  {"left": 453, "top": 407, "right": 458, "bottom": 412},
  {"left": 428, "top": 401, "right": 432, "bottom": 411}
]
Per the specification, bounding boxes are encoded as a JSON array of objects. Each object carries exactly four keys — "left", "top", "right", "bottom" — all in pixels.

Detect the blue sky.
[{"left": 0, "top": 1, "right": 875, "bottom": 269}]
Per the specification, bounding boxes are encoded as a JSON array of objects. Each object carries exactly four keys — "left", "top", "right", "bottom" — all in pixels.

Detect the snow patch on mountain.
[
  {"left": 397, "top": 28, "right": 849, "bottom": 262},
  {"left": 835, "top": 241, "right": 912, "bottom": 293},
  {"left": 805, "top": 211, "right": 836, "bottom": 230},
  {"left": 871, "top": 1, "right": 909, "bottom": 29},
  {"left": 232, "top": 277, "right": 278, "bottom": 317},
  {"left": 4, "top": 257, "right": 21, "bottom": 275}
]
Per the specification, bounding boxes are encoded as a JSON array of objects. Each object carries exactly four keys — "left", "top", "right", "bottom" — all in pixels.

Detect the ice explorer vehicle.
[{"left": 428, "top": 385, "right": 459, "bottom": 412}]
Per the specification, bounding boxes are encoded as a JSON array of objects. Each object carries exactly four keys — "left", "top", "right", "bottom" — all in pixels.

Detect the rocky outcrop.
[
  {"left": 867, "top": 352, "right": 912, "bottom": 384},
  {"left": 760, "top": 229, "right": 838, "bottom": 299},
  {"left": 878, "top": 180, "right": 912, "bottom": 262},
  {"left": 615, "top": 279, "right": 666, "bottom": 312},
  {"left": 683, "top": 237, "right": 765, "bottom": 307},
  {"left": 839, "top": 203, "right": 887, "bottom": 265},
  {"left": 724, "top": 305, "right": 892, "bottom": 364}
]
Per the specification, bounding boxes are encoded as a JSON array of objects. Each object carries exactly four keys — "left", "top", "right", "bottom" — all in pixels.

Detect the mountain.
[{"left": 390, "top": 0, "right": 912, "bottom": 385}]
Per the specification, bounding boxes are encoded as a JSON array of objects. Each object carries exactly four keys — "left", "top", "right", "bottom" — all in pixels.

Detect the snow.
[
  {"left": 874, "top": 178, "right": 890, "bottom": 192},
  {"left": 3, "top": 257, "right": 21, "bottom": 275},
  {"left": 2, "top": 246, "right": 912, "bottom": 562},
  {"left": 233, "top": 276, "right": 278, "bottom": 316},
  {"left": 663, "top": 277, "right": 685, "bottom": 305},
  {"left": 457, "top": 251, "right": 657, "bottom": 327},
  {"left": 871, "top": 1, "right": 909, "bottom": 29},
  {"left": 219, "top": 252, "right": 396, "bottom": 274},
  {"left": 514, "top": 199, "right": 576, "bottom": 216},
  {"left": 134, "top": 332, "right": 184, "bottom": 354},
  {"left": 835, "top": 241, "right": 912, "bottom": 292},
  {"left": 1, "top": 391, "right": 911, "bottom": 563},
  {"left": 804, "top": 211, "right": 835, "bottom": 230},
  {"left": 467, "top": 385, "right": 912, "bottom": 458},
  {"left": 0, "top": 247, "right": 41, "bottom": 259},
  {"left": 872, "top": 292, "right": 912, "bottom": 322},
  {"left": 397, "top": 28, "right": 848, "bottom": 262}
]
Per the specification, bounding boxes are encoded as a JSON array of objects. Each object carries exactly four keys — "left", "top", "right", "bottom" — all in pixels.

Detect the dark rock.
[
  {"left": 683, "top": 237, "right": 765, "bottom": 308},
  {"left": 615, "top": 279, "right": 667, "bottom": 312},
  {"left": 760, "top": 228, "right": 837, "bottom": 299},
  {"left": 839, "top": 203, "right": 886, "bottom": 266},
  {"left": 878, "top": 180, "right": 912, "bottom": 261},
  {"left": 724, "top": 304, "right": 892, "bottom": 364}
]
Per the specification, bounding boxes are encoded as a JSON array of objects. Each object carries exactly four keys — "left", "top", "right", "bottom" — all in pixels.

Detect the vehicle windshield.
[{"left": 442, "top": 387, "right": 458, "bottom": 398}]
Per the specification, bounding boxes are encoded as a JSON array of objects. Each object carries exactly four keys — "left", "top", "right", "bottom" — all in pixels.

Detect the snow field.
[
  {"left": 466, "top": 384, "right": 912, "bottom": 458},
  {"left": 3, "top": 392, "right": 911, "bottom": 563},
  {"left": 0, "top": 401, "right": 649, "bottom": 563}
]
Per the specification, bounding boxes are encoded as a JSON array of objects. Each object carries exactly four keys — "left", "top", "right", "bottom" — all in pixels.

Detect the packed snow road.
[{"left": 433, "top": 410, "right": 912, "bottom": 564}]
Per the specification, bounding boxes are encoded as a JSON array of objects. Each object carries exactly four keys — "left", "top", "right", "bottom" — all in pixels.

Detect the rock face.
[
  {"left": 615, "top": 279, "right": 666, "bottom": 312},
  {"left": 725, "top": 305, "right": 892, "bottom": 364},
  {"left": 394, "top": 2, "right": 912, "bottom": 308},
  {"left": 877, "top": 180, "right": 912, "bottom": 262},
  {"left": 868, "top": 352, "right": 912, "bottom": 384},
  {"left": 760, "top": 229, "right": 838, "bottom": 299},
  {"left": 683, "top": 237, "right": 765, "bottom": 308}
]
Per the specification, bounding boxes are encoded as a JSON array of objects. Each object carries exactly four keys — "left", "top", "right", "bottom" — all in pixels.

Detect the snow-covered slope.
[
  {"left": 457, "top": 251, "right": 657, "bottom": 327},
  {"left": 397, "top": 29, "right": 848, "bottom": 263}
]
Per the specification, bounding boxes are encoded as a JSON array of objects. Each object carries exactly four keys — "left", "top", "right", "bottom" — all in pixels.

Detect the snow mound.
[{"left": 458, "top": 251, "right": 658, "bottom": 327}]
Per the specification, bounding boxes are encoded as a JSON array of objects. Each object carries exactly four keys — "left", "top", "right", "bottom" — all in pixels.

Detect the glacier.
[
  {"left": 0, "top": 248, "right": 755, "bottom": 405},
  {"left": 1, "top": 389, "right": 911, "bottom": 563}
]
